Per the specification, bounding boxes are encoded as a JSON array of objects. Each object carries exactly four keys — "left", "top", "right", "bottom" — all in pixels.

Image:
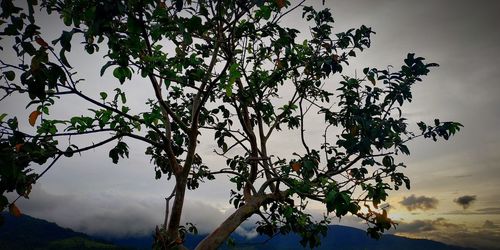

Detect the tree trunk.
[
  {"left": 167, "top": 128, "right": 199, "bottom": 246},
  {"left": 167, "top": 177, "right": 188, "bottom": 242},
  {"left": 194, "top": 196, "right": 268, "bottom": 250}
]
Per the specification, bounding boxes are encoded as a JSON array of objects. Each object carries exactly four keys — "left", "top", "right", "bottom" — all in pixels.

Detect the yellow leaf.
[
  {"left": 291, "top": 162, "right": 301, "bottom": 172},
  {"left": 175, "top": 237, "right": 183, "bottom": 244},
  {"left": 30, "top": 57, "right": 41, "bottom": 73},
  {"left": 275, "top": 59, "right": 283, "bottom": 69},
  {"left": 275, "top": 0, "right": 286, "bottom": 9},
  {"left": 9, "top": 203, "right": 22, "bottom": 217},
  {"left": 332, "top": 54, "right": 339, "bottom": 63},
  {"left": 15, "top": 143, "right": 23, "bottom": 152},
  {"left": 349, "top": 126, "right": 359, "bottom": 135},
  {"left": 29, "top": 111, "right": 42, "bottom": 126},
  {"left": 23, "top": 184, "right": 32, "bottom": 198}
]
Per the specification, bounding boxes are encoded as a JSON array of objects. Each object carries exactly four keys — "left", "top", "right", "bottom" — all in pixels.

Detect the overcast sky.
[{"left": 2, "top": 1, "right": 500, "bottom": 249}]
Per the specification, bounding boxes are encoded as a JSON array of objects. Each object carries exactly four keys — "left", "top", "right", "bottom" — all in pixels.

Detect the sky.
[{"left": 2, "top": 0, "right": 500, "bottom": 249}]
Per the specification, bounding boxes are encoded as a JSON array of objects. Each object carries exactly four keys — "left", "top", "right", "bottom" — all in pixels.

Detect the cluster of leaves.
[
  {"left": 0, "top": 115, "right": 58, "bottom": 222},
  {"left": 256, "top": 203, "right": 331, "bottom": 248},
  {"left": 0, "top": 0, "right": 143, "bottom": 221},
  {"left": 0, "top": 0, "right": 462, "bottom": 249},
  {"left": 206, "top": 3, "right": 461, "bottom": 245}
]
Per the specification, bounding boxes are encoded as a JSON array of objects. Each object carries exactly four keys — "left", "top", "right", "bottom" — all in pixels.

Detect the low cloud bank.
[
  {"left": 18, "top": 186, "right": 498, "bottom": 249},
  {"left": 13, "top": 186, "right": 227, "bottom": 237},
  {"left": 12, "top": 186, "right": 372, "bottom": 240},
  {"left": 395, "top": 218, "right": 500, "bottom": 250}
]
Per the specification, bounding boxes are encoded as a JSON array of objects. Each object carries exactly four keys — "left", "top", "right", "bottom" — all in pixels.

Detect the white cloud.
[{"left": 13, "top": 185, "right": 229, "bottom": 237}]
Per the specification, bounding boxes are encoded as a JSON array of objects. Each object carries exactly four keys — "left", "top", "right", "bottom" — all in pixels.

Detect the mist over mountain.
[{"left": 0, "top": 213, "right": 474, "bottom": 250}]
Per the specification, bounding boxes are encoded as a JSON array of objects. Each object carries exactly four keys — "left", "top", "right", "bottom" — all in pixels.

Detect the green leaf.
[
  {"left": 382, "top": 156, "right": 392, "bottom": 167},
  {"left": 226, "top": 63, "right": 241, "bottom": 97},
  {"left": 303, "top": 159, "right": 315, "bottom": 169},
  {"left": 4, "top": 71, "right": 15, "bottom": 81},
  {"left": 60, "top": 30, "right": 74, "bottom": 51},
  {"left": 259, "top": 6, "right": 271, "bottom": 20},
  {"left": 99, "top": 92, "right": 108, "bottom": 100},
  {"left": 59, "top": 50, "right": 72, "bottom": 68},
  {"left": 417, "top": 121, "right": 427, "bottom": 132},
  {"left": 100, "top": 61, "right": 115, "bottom": 76},
  {"left": 403, "top": 177, "right": 411, "bottom": 189},
  {"left": 127, "top": 17, "right": 140, "bottom": 34},
  {"left": 399, "top": 144, "right": 410, "bottom": 155},
  {"left": 109, "top": 149, "right": 119, "bottom": 164},
  {"left": 120, "top": 93, "right": 127, "bottom": 104},
  {"left": 368, "top": 75, "right": 376, "bottom": 85},
  {"left": 325, "top": 190, "right": 336, "bottom": 212},
  {"left": 186, "top": 16, "right": 202, "bottom": 32},
  {"left": 99, "top": 111, "right": 112, "bottom": 128},
  {"left": 175, "top": 0, "right": 183, "bottom": 11},
  {"left": 226, "top": 237, "right": 235, "bottom": 248},
  {"left": 113, "top": 67, "right": 131, "bottom": 84},
  {"left": 64, "top": 146, "right": 74, "bottom": 157}
]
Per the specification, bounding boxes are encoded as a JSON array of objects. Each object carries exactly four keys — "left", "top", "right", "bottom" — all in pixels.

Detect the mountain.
[
  {"left": 180, "top": 225, "right": 474, "bottom": 250},
  {"left": 213, "top": 225, "right": 474, "bottom": 250},
  {"left": 0, "top": 213, "right": 474, "bottom": 250},
  {"left": 0, "top": 212, "right": 128, "bottom": 249}
]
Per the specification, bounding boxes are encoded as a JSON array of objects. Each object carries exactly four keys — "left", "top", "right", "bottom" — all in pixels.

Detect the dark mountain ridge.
[
  {"left": 0, "top": 213, "right": 474, "bottom": 250},
  {"left": 0, "top": 212, "right": 126, "bottom": 249}
]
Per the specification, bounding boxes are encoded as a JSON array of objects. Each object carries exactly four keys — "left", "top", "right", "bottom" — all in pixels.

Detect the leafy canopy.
[{"left": 0, "top": 0, "right": 461, "bottom": 249}]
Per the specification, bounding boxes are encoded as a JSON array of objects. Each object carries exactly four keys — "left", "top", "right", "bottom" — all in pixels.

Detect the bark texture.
[
  {"left": 167, "top": 178, "right": 188, "bottom": 242},
  {"left": 194, "top": 196, "right": 268, "bottom": 250}
]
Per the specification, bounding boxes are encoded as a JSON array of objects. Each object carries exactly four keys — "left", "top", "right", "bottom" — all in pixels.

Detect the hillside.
[
  {"left": 0, "top": 213, "right": 474, "bottom": 250},
  {"left": 0, "top": 213, "right": 127, "bottom": 250},
  {"left": 181, "top": 225, "right": 474, "bottom": 250}
]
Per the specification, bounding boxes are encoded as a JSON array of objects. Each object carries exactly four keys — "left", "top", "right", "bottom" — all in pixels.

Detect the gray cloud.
[
  {"left": 446, "top": 207, "right": 500, "bottom": 215},
  {"left": 454, "top": 195, "right": 477, "bottom": 209},
  {"left": 483, "top": 220, "right": 498, "bottom": 229},
  {"left": 399, "top": 195, "right": 439, "bottom": 211},
  {"left": 476, "top": 207, "right": 500, "bottom": 215},
  {"left": 182, "top": 201, "right": 227, "bottom": 235},
  {"left": 396, "top": 218, "right": 458, "bottom": 233},
  {"left": 394, "top": 218, "right": 500, "bottom": 250},
  {"left": 396, "top": 219, "right": 436, "bottom": 233}
]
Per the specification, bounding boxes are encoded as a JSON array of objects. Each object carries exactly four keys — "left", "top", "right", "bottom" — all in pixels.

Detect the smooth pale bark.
[{"left": 194, "top": 196, "right": 266, "bottom": 250}]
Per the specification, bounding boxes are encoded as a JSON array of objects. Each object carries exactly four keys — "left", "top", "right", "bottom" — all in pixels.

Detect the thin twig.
[{"left": 163, "top": 188, "right": 176, "bottom": 230}]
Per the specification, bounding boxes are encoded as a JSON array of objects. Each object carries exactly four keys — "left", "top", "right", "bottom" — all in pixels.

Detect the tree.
[{"left": 0, "top": 0, "right": 461, "bottom": 249}]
